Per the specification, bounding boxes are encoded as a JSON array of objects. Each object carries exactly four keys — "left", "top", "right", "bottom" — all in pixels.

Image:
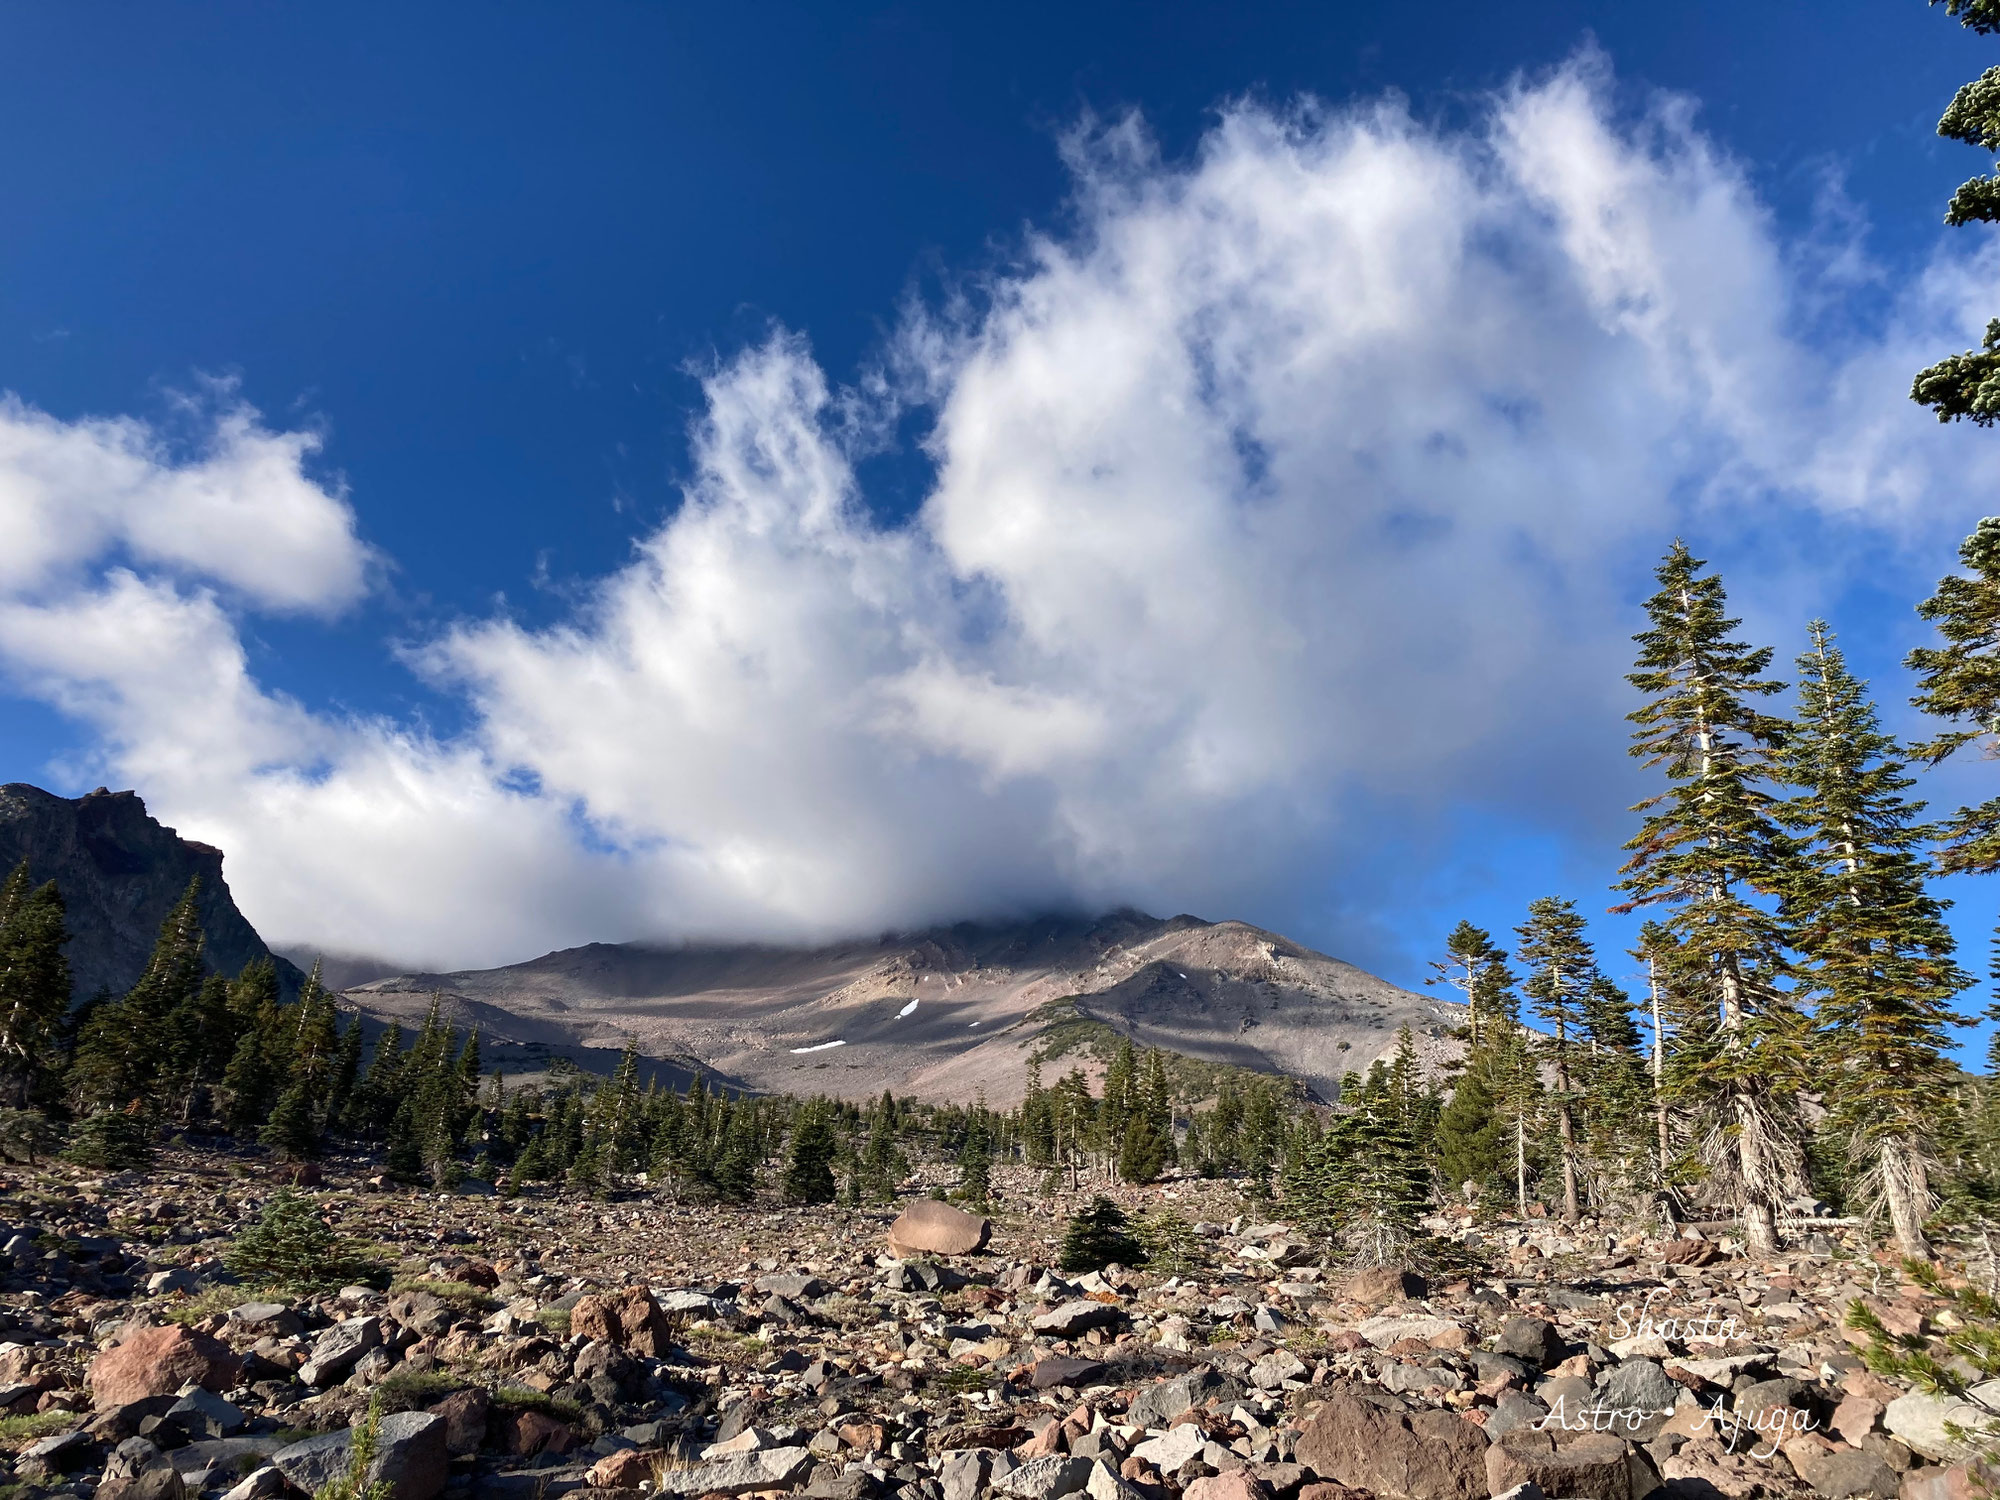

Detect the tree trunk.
[
  {"left": 1881, "top": 1135, "right": 1933, "bottom": 1259},
  {"left": 1557, "top": 1098, "right": 1579, "bottom": 1222},
  {"left": 1516, "top": 1117, "right": 1528, "bottom": 1215}
]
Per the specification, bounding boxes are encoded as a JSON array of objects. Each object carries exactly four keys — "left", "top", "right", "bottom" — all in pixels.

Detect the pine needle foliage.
[
  {"left": 1783, "top": 623, "right": 1970, "bottom": 1254},
  {"left": 1848, "top": 1257, "right": 2000, "bottom": 1459},
  {"left": 224, "top": 1189, "right": 386, "bottom": 1292},
  {"left": 1908, "top": 518, "right": 2000, "bottom": 877},
  {"left": 64, "top": 1107, "right": 152, "bottom": 1170},
  {"left": 1059, "top": 1196, "right": 1147, "bottom": 1273},
  {"left": 1615, "top": 541, "right": 1807, "bottom": 1255}
]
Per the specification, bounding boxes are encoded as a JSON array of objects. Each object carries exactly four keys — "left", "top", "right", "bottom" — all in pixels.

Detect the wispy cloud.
[{"left": 0, "top": 55, "right": 1993, "bottom": 970}]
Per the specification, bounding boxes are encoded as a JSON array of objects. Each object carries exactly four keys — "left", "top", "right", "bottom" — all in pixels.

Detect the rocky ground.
[{"left": 0, "top": 1151, "right": 1980, "bottom": 1500}]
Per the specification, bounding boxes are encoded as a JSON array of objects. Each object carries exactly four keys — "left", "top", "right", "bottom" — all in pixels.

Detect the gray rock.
[
  {"left": 995, "top": 1455, "right": 1094, "bottom": 1500},
  {"left": 1131, "top": 1425, "right": 1205, "bottom": 1472},
  {"left": 1785, "top": 1445, "right": 1899, "bottom": 1500},
  {"left": 1252, "top": 1306, "right": 1289, "bottom": 1335},
  {"left": 299, "top": 1316, "right": 382, "bottom": 1387},
  {"left": 1250, "top": 1351, "right": 1307, "bottom": 1389},
  {"left": 1484, "top": 1394, "right": 1551, "bottom": 1439},
  {"left": 1498, "top": 1316, "right": 1563, "bottom": 1366},
  {"left": 755, "top": 1273, "right": 831, "bottom": 1300},
  {"left": 272, "top": 1413, "right": 448, "bottom": 1500},
  {"left": 167, "top": 1439, "right": 281, "bottom": 1477},
  {"left": 167, "top": 1388, "right": 246, "bottom": 1439},
  {"left": 655, "top": 1290, "right": 721, "bottom": 1317},
  {"left": 1085, "top": 1461, "right": 1151, "bottom": 1500},
  {"left": 1381, "top": 1362, "right": 1462, "bottom": 1395},
  {"left": 23, "top": 1428, "right": 95, "bottom": 1469},
  {"left": 654, "top": 1447, "right": 814, "bottom": 1497},
  {"left": 227, "top": 1303, "right": 302, "bottom": 1338},
  {"left": 146, "top": 1269, "right": 202, "bottom": 1297},
  {"left": 100, "top": 1437, "right": 186, "bottom": 1500},
  {"left": 1031, "top": 1300, "right": 1125, "bottom": 1338},
  {"left": 1128, "top": 1370, "right": 1245, "bottom": 1430},
  {"left": 1598, "top": 1359, "right": 1679, "bottom": 1418},
  {"left": 1884, "top": 1387, "right": 2000, "bottom": 1462},
  {"left": 941, "top": 1449, "right": 1001, "bottom": 1500},
  {"left": 217, "top": 1466, "right": 287, "bottom": 1500}
]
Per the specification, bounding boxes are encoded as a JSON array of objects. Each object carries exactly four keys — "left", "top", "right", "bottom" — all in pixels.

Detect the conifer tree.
[
  {"left": 1427, "top": 922, "right": 1508, "bottom": 1047},
  {"left": 956, "top": 1109, "right": 994, "bottom": 1207},
  {"left": 69, "top": 878, "right": 207, "bottom": 1114},
  {"left": 1783, "top": 622, "right": 1971, "bottom": 1255},
  {"left": 1059, "top": 1196, "right": 1146, "bottom": 1272},
  {"left": 1577, "top": 973, "right": 1655, "bottom": 1197},
  {"left": 1907, "top": 518, "right": 2000, "bottom": 876},
  {"left": 1911, "top": 3, "right": 2000, "bottom": 424},
  {"left": 1515, "top": 897, "right": 1596, "bottom": 1221},
  {"left": 783, "top": 1099, "right": 838, "bottom": 1204},
  {"left": 1284, "top": 1066, "right": 1432, "bottom": 1265},
  {"left": 1615, "top": 542, "right": 1806, "bottom": 1256},
  {"left": 0, "top": 863, "right": 70, "bottom": 1105}
]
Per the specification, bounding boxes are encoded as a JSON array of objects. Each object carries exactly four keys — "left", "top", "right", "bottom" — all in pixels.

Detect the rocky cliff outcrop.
[{"left": 0, "top": 783, "right": 299, "bottom": 1001}]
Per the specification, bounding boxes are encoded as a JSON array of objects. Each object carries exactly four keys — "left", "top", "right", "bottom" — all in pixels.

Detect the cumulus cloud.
[{"left": 2, "top": 55, "right": 1997, "bottom": 970}]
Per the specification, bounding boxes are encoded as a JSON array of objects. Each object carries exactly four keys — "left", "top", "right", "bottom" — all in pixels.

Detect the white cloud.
[{"left": 2, "top": 56, "right": 1998, "bottom": 970}]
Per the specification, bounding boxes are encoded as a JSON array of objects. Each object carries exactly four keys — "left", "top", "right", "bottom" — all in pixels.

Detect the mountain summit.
[
  {"left": 0, "top": 783, "right": 301, "bottom": 1001},
  {"left": 343, "top": 910, "right": 1460, "bottom": 1102}
]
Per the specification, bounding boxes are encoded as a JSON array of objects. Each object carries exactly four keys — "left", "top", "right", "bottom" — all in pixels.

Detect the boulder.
[
  {"left": 1357, "top": 1317, "right": 1464, "bottom": 1349},
  {"left": 569, "top": 1287, "right": 674, "bottom": 1357},
  {"left": 587, "top": 1449, "right": 658, "bottom": 1489},
  {"left": 1899, "top": 1462, "right": 2000, "bottom": 1500},
  {"left": 887, "top": 1200, "right": 991, "bottom": 1257},
  {"left": 1497, "top": 1317, "right": 1563, "bottom": 1367},
  {"left": 271, "top": 1413, "right": 448, "bottom": 1500},
  {"left": 652, "top": 1446, "right": 813, "bottom": 1497},
  {"left": 1032, "top": 1300, "right": 1126, "bottom": 1338},
  {"left": 226, "top": 1304, "right": 302, "bottom": 1339},
  {"left": 1886, "top": 1389, "right": 2000, "bottom": 1463},
  {"left": 996, "top": 1455, "right": 1095, "bottom": 1500},
  {"left": 99, "top": 1437, "right": 186, "bottom": 1500},
  {"left": 427, "top": 1388, "right": 489, "bottom": 1456},
  {"left": 90, "top": 1325, "right": 242, "bottom": 1409},
  {"left": 1484, "top": 1430, "right": 1654, "bottom": 1500},
  {"left": 1782, "top": 1440, "right": 1899, "bottom": 1500},
  {"left": 299, "top": 1317, "right": 382, "bottom": 1387},
  {"left": 1292, "top": 1391, "right": 1489, "bottom": 1500},
  {"left": 1183, "top": 1474, "right": 1273, "bottom": 1500},
  {"left": 1598, "top": 1359, "right": 1679, "bottom": 1418},
  {"left": 1129, "top": 1370, "right": 1245, "bottom": 1430},
  {"left": 1030, "top": 1357, "right": 1108, "bottom": 1390},
  {"left": 1345, "top": 1269, "right": 1429, "bottom": 1304}
]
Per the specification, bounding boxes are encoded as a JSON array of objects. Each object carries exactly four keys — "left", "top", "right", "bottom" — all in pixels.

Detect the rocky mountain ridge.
[
  {"left": 342, "top": 912, "right": 1462, "bottom": 1103},
  {"left": 0, "top": 784, "right": 301, "bottom": 1002}
]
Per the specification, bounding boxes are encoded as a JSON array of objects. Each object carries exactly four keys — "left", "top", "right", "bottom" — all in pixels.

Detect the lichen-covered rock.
[{"left": 887, "top": 1200, "right": 990, "bottom": 1257}]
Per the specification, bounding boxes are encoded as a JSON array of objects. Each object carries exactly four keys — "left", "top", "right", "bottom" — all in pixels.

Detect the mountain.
[
  {"left": 0, "top": 783, "right": 303, "bottom": 1001},
  {"left": 343, "top": 910, "right": 1463, "bottom": 1103}
]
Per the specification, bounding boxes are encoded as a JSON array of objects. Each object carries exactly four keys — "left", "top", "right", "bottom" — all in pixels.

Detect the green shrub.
[
  {"left": 64, "top": 1109, "right": 151, "bottom": 1170},
  {"left": 1058, "top": 1196, "right": 1147, "bottom": 1273},
  {"left": 224, "top": 1189, "right": 387, "bottom": 1292}
]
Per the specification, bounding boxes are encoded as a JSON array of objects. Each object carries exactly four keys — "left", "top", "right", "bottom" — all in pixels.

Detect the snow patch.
[
  {"left": 897, "top": 998, "right": 919, "bottom": 1019},
  {"left": 789, "top": 1039, "right": 846, "bottom": 1054}
]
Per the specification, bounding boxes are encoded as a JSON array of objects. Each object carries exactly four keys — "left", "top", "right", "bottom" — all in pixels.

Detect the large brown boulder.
[
  {"left": 1344, "top": 1269, "right": 1430, "bottom": 1304},
  {"left": 887, "top": 1199, "right": 990, "bottom": 1257},
  {"left": 569, "top": 1286, "right": 673, "bottom": 1357},
  {"left": 1484, "top": 1430, "right": 1657, "bottom": 1500},
  {"left": 88, "top": 1323, "right": 241, "bottom": 1410},
  {"left": 1293, "top": 1391, "right": 1488, "bottom": 1500}
]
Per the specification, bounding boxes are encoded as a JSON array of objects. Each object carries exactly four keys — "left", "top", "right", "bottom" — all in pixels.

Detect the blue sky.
[{"left": 3, "top": 2, "right": 2000, "bottom": 1034}]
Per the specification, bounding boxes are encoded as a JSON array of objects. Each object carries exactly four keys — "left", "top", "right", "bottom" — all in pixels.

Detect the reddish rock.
[
  {"left": 886, "top": 1199, "right": 990, "bottom": 1257},
  {"left": 1834, "top": 1395, "right": 1886, "bottom": 1446},
  {"left": 88, "top": 1323, "right": 241, "bottom": 1409},
  {"left": 1901, "top": 1463, "right": 2000, "bottom": 1500},
  {"left": 1184, "top": 1474, "right": 1273, "bottom": 1500},
  {"left": 1485, "top": 1430, "right": 1651, "bottom": 1500},
  {"left": 1293, "top": 1391, "right": 1488, "bottom": 1500},
  {"left": 428, "top": 1387, "right": 490, "bottom": 1456},
  {"left": 1344, "top": 1269, "right": 1430, "bottom": 1304},
  {"left": 838, "top": 1421, "right": 886, "bottom": 1455},
  {"left": 587, "top": 1450, "right": 659, "bottom": 1489},
  {"left": 495, "top": 1408, "right": 574, "bottom": 1457},
  {"left": 569, "top": 1287, "right": 673, "bottom": 1357}
]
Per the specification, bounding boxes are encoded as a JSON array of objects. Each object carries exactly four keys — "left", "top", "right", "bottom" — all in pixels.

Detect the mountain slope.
[
  {"left": 0, "top": 784, "right": 303, "bottom": 1001},
  {"left": 343, "top": 910, "right": 1463, "bottom": 1102}
]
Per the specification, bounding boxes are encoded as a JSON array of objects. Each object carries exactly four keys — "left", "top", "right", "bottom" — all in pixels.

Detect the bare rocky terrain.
[
  {"left": 340, "top": 914, "right": 1460, "bottom": 1104},
  {"left": 0, "top": 1146, "right": 1977, "bottom": 1500}
]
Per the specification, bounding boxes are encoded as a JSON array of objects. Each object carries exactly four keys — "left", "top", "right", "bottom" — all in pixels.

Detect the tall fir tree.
[
  {"left": 1907, "top": 518, "right": 2000, "bottom": 876},
  {"left": 1782, "top": 622, "right": 1971, "bottom": 1255},
  {"left": 1515, "top": 897, "right": 1597, "bottom": 1221},
  {"left": 69, "top": 877, "right": 207, "bottom": 1116},
  {"left": 1615, "top": 542, "right": 1807, "bottom": 1256},
  {"left": 1427, "top": 921, "right": 1508, "bottom": 1047},
  {"left": 0, "top": 863, "right": 70, "bottom": 1105}
]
